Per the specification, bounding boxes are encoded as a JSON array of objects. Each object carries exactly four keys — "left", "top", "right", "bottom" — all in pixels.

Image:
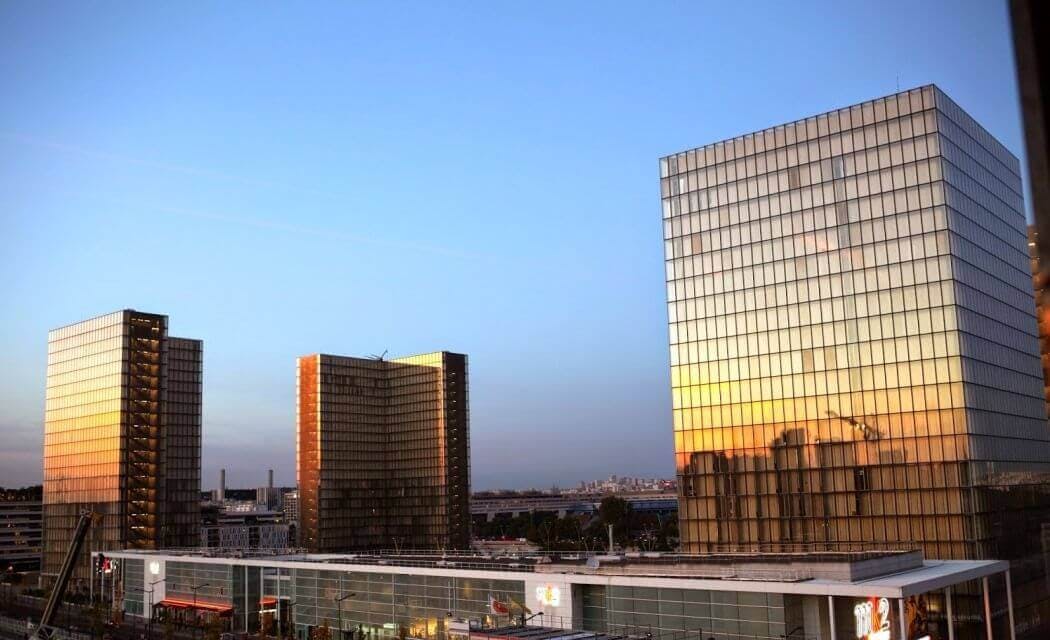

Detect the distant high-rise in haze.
[
  {"left": 296, "top": 351, "right": 469, "bottom": 552},
  {"left": 661, "top": 85, "right": 1050, "bottom": 561},
  {"left": 43, "top": 310, "right": 202, "bottom": 578}
]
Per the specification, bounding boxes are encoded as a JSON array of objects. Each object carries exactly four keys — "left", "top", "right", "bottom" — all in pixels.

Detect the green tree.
[
  {"left": 598, "top": 497, "right": 628, "bottom": 528},
  {"left": 598, "top": 497, "right": 630, "bottom": 545}
]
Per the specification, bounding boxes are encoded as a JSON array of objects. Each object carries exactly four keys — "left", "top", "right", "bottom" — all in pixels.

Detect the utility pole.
[
  {"left": 335, "top": 593, "right": 356, "bottom": 640},
  {"left": 191, "top": 583, "right": 212, "bottom": 640},
  {"left": 147, "top": 578, "right": 164, "bottom": 640}
]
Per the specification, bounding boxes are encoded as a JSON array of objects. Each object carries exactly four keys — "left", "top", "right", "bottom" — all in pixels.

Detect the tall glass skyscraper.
[
  {"left": 43, "top": 310, "right": 202, "bottom": 579},
  {"left": 296, "top": 351, "right": 469, "bottom": 552},
  {"left": 661, "top": 85, "right": 1050, "bottom": 561}
]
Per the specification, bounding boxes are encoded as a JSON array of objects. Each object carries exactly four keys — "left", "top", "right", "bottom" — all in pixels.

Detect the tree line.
[{"left": 474, "top": 497, "right": 678, "bottom": 552}]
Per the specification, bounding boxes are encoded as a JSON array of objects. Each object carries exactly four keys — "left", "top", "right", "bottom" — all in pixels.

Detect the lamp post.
[
  {"left": 146, "top": 578, "right": 164, "bottom": 640},
  {"left": 285, "top": 600, "right": 298, "bottom": 640},
  {"left": 191, "top": 583, "right": 212, "bottom": 640},
  {"left": 335, "top": 593, "right": 356, "bottom": 640}
]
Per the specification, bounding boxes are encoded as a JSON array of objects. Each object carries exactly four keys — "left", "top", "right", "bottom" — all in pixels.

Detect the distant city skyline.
[{"left": 0, "top": 1, "right": 1026, "bottom": 492}]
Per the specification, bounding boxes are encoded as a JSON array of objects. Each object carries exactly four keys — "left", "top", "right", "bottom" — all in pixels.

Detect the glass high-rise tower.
[
  {"left": 296, "top": 351, "right": 469, "bottom": 552},
  {"left": 661, "top": 85, "right": 1050, "bottom": 562},
  {"left": 43, "top": 310, "right": 202, "bottom": 579}
]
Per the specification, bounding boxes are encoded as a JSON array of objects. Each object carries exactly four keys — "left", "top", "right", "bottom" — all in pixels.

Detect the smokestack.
[
  {"left": 219, "top": 468, "right": 226, "bottom": 502},
  {"left": 268, "top": 469, "right": 273, "bottom": 489}
]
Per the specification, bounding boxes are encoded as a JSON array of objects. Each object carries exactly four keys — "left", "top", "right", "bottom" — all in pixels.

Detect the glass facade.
[
  {"left": 278, "top": 568, "right": 521, "bottom": 640},
  {"left": 43, "top": 310, "right": 202, "bottom": 580},
  {"left": 165, "top": 560, "right": 245, "bottom": 626},
  {"left": 576, "top": 584, "right": 793, "bottom": 640},
  {"left": 110, "top": 549, "right": 1014, "bottom": 640},
  {"left": 164, "top": 337, "right": 204, "bottom": 548},
  {"left": 662, "top": 85, "right": 1050, "bottom": 638},
  {"left": 123, "top": 557, "right": 146, "bottom": 616},
  {"left": 661, "top": 85, "right": 1049, "bottom": 558},
  {"left": 297, "top": 351, "right": 470, "bottom": 552}
]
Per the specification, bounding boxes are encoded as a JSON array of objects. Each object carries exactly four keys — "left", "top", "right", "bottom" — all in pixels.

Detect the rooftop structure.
[{"left": 0, "top": 499, "right": 42, "bottom": 571}]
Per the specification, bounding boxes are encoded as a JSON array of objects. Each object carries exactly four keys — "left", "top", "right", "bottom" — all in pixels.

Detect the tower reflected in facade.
[
  {"left": 43, "top": 309, "right": 202, "bottom": 579},
  {"left": 296, "top": 351, "right": 469, "bottom": 552},
  {"left": 661, "top": 85, "right": 1050, "bottom": 636},
  {"left": 662, "top": 85, "right": 1049, "bottom": 558}
]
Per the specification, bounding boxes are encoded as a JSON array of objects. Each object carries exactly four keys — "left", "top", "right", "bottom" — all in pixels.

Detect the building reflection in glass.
[
  {"left": 661, "top": 86, "right": 1050, "bottom": 637},
  {"left": 661, "top": 86, "right": 1049, "bottom": 559},
  {"left": 43, "top": 309, "right": 202, "bottom": 579},
  {"left": 296, "top": 351, "right": 469, "bottom": 552}
]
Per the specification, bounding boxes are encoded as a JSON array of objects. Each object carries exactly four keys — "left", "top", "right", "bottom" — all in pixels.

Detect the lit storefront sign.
[
  {"left": 535, "top": 584, "right": 560, "bottom": 607},
  {"left": 854, "top": 597, "right": 890, "bottom": 640}
]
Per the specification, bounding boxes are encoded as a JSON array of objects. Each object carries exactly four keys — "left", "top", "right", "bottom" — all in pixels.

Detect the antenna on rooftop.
[{"left": 369, "top": 349, "right": 388, "bottom": 361}]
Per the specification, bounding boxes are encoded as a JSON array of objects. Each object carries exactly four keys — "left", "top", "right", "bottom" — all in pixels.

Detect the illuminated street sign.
[
  {"left": 535, "top": 584, "right": 560, "bottom": 607},
  {"left": 854, "top": 597, "right": 890, "bottom": 640}
]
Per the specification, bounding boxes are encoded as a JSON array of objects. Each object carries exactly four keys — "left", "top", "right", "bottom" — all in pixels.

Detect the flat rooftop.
[
  {"left": 472, "top": 626, "right": 636, "bottom": 640},
  {"left": 104, "top": 547, "right": 1010, "bottom": 597},
  {"left": 114, "top": 548, "right": 917, "bottom": 574}
]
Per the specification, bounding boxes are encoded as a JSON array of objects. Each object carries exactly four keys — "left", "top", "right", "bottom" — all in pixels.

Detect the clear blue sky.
[{"left": 0, "top": 1, "right": 1026, "bottom": 490}]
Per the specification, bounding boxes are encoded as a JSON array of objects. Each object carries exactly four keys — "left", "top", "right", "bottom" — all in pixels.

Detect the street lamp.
[
  {"left": 191, "top": 583, "right": 212, "bottom": 640},
  {"left": 145, "top": 578, "right": 164, "bottom": 640},
  {"left": 284, "top": 600, "right": 298, "bottom": 640},
  {"left": 335, "top": 593, "right": 356, "bottom": 640}
]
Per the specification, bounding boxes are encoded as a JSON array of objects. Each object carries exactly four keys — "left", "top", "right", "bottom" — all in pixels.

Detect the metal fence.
[{"left": 0, "top": 614, "right": 91, "bottom": 640}]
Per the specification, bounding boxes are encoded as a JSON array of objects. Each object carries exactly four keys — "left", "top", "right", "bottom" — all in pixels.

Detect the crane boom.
[{"left": 33, "top": 510, "right": 99, "bottom": 640}]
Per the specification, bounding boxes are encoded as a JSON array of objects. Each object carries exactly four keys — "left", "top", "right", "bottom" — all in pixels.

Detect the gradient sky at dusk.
[{"left": 0, "top": 1, "right": 1027, "bottom": 490}]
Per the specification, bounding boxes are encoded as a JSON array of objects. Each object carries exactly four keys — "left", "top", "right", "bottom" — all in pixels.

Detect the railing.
[
  {"left": 108, "top": 544, "right": 920, "bottom": 581},
  {"left": 0, "top": 614, "right": 91, "bottom": 640},
  {"left": 114, "top": 547, "right": 312, "bottom": 558},
  {"left": 375, "top": 540, "right": 918, "bottom": 554},
  {"left": 470, "top": 615, "right": 822, "bottom": 640}
]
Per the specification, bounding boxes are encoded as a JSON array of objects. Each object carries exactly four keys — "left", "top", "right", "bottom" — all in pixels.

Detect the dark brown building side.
[{"left": 296, "top": 351, "right": 469, "bottom": 552}]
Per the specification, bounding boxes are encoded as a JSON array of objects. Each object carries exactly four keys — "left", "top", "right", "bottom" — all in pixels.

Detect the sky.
[{"left": 0, "top": 1, "right": 1027, "bottom": 491}]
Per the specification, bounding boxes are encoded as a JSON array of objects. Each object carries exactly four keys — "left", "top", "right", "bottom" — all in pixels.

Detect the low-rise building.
[
  {"left": 200, "top": 510, "right": 292, "bottom": 551},
  {"left": 0, "top": 498, "right": 42, "bottom": 571},
  {"left": 98, "top": 548, "right": 1012, "bottom": 640}
]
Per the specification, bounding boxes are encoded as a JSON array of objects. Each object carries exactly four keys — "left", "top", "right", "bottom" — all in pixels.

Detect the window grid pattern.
[
  {"left": 297, "top": 352, "right": 470, "bottom": 552},
  {"left": 660, "top": 85, "right": 1049, "bottom": 561},
  {"left": 43, "top": 310, "right": 203, "bottom": 579},
  {"left": 285, "top": 568, "right": 522, "bottom": 640}
]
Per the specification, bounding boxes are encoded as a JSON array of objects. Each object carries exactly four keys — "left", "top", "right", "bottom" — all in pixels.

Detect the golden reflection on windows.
[
  {"left": 296, "top": 351, "right": 470, "bottom": 553},
  {"left": 662, "top": 86, "right": 1046, "bottom": 560},
  {"left": 42, "top": 310, "right": 202, "bottom": 578}
]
